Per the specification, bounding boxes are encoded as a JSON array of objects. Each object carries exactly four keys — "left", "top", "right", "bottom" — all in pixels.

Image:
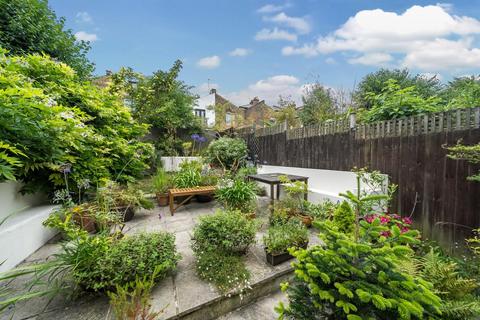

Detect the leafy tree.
[
  {"left": 447, "top": 143, "right": 480, "bottom": 182},
  {"left": 299, "top": 84, "right": 337, "bottom": 125},
  {"left": 354, "top": 68, "right": 442, "bottom": 109},
  {"left": 0, "top": 0, "right": 94, "bottom": 79},
  {"left": 360, "top": 79, "right": 443, "bottom": 123},
  {"left": 0, "top": 51, "right": 153, "bottom": 194},
  {"left": 110, "top": 61, "right": 202, "bottom": 155},
  {"left": 443, "top": 76, "right": 480, "bottom": 109},
  {"left": 274, "top": 96, "right": 301, "bottom": 128}
]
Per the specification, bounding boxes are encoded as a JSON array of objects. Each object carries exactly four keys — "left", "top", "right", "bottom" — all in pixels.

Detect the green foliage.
[
  {"left": 277, "top": 221, "right": 442, "bottom": 320},
  {"left": 443, "top": 76, "right": 480, "bottom": 109},
  {"left": 299, "top": 84, "right": 337, "bottom": 125},
  {"left": 204, "top": 137, "right": 248, "bottom": 171},
  {"left": 0, "top": 141, "right": 26, "bottom": 182},
  {"left": 194, "top": 250, "right": 250, "bottom": 293},
  {"left": 419, "top": 250, "right": 480, "bottom": 320},
  {"left": 96, "top": 181, "right": 154, "bottom": 211},
  {"left": 71, "top": 232, "right": 179, "bottom": 292},
  {"left": 192, "top": 210, "right": 257, "bottom": 254},
  {"left": 263, "top": 220, "right": 309, "bottom": 255},
  {"left": 303, "top": 199, "right": 337, "bottom": 221},
  {"left": 360, "top": 79, "right": 443, "bottom": 122},
  {"left": 191, "top": 210, "right": 255, "bottom": 293},
  {"left": 0, "top": 51, "right": 153, "bottom": 194},
  {"left": 109, "top": 63, "right": 202, "bottom": 155},
  {"left": 107, "top": 267, "right": 163, "bottom": 320},
  {"left": 467, "top": 229, "right": 480, "bottom": 256},
  {"left": 215, "top": 178, "right": 257, "bottom": 213},
  {"left": 274, "top": 96, "right": 301, "bottom": 128},
  {"left": 0, "top": 0, "right": 94, "bottom": 79},
  {"left": 354, "top": 68, "right": 442, "bottom": 109},
  {"left": 447, "top": 143, "right": 480, "bottom": 182},
  {"left": 152, "top": 167, "right": 171, "bottom": 194},
  {"left": 173, "top": 161, "right": 202, "bottom": 188},
  {"left": 332, "top": 201, "right": 355, "bottom": 234}
]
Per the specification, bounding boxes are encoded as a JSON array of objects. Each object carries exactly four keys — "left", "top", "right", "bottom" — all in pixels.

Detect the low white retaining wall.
[
  {"left": 257, "top": 165, "right": 387, "bottom": 204},
  {"left": 0, "top": 182, "right": 57, "bottom": 272},
  {"left": 161, "top": 157, "right": 202, "bottom": 172}
]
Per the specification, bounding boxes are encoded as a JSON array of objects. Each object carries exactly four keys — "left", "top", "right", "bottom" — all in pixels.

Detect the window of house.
[
  {"left": 226, "top": 112, "right": 233, "bottom": 126},
  {"left": 194, "top": 109, "right": 206, "bottom": 118}
]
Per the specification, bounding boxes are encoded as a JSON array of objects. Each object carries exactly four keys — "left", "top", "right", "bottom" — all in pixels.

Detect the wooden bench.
[{"left": 168, "top": 186, "right": 216, "bottom": 215}]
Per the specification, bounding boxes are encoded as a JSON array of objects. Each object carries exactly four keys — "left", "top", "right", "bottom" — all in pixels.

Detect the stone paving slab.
[{"left": 1, "top": 198, "right": 321, "bottom": 320}]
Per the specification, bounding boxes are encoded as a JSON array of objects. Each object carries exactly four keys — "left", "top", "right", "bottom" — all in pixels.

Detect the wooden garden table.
[{"left": 247, "top": 173, "right": 309, "bottom": 205}]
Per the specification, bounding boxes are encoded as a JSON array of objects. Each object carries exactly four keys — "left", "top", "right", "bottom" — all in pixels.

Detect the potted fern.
[{"left": 263, "top": 220, "right": 309, "bottom": 265}]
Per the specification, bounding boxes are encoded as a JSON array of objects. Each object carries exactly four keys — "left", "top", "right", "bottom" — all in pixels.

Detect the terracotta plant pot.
[
  {"left": 156, "top": 193, "right": 169, "bottom": 206},
  {"left": 245, "top": 212, "right": 256, "bottom": 220},
  {"left": 265, "top": 242, "right": 308, "bottom": 266},
  {"left": 300, "top": 215, "right": 313, "bottom": 227},
  {"left": 116, "top": 206, "right": 135, "bottom": 222},
  {"left": 72, "top": 214, "right": 97, "bottom": 234}
]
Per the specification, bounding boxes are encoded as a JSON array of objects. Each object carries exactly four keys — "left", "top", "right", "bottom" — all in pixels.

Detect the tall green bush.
[
  {"left": 0, "top": 0, "right": 94, "bottom": 79},
  {"left": 0, "top": 51, "right": 153, "bottom": 193},
  {"left": 204, "top": 137, "right": 247, "bottom": 171}
]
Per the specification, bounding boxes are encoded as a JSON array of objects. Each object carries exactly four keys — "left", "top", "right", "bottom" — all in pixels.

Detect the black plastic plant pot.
[
  {"left": 265, "top": 242, "right": 308, "bottom": 266},
  {"left": 195, "top": 194, "right": 213, "bottom": 203},
  {"left": 116, "top": 206, "right": 135, "bottom": 222}
]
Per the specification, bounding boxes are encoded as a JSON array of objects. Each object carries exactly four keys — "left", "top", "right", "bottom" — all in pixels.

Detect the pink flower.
[
  {"left": 365, "top": 215, "right": 376, "bottom": 223},
  {"left": 391, "top": 214, "right": 401, "bottom": 220},
  {"left": 380, "top": 216, "right": 390, "bottom": 224},
  {"left": 401, "top": 227, "right": 410, "bottom": 233},
  {"left": 402, "top": 217, "right": 413, "bottom": 225}
]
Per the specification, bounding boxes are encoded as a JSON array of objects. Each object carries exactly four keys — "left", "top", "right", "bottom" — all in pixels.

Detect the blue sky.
[{"left": 50, "top": 0, "right": 480, "bottom": 105}]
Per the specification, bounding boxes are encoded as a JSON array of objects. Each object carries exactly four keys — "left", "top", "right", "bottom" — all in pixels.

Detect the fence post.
[{"left": 349, "top": 112, "right": 356, "bottom": 129}]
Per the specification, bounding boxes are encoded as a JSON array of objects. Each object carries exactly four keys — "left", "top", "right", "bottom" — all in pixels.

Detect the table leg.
[
  {"left": 276, "top": 182, "right": 280, "bottom": 200},
  {"left": 169, "top": 192, "right": 174, "bottom": 216},
  {"left": 304, "top": 179, "right": 308, "bottom": 201}
]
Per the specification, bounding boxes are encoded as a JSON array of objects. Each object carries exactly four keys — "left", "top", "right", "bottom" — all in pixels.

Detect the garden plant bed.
[{"left": 1, "top": 198, "right": 321, "bottom": 320}]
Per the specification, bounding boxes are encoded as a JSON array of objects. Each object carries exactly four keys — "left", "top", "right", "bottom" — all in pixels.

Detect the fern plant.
[{"left": 419, "top": 250, "right": 480, "bottom": 320}]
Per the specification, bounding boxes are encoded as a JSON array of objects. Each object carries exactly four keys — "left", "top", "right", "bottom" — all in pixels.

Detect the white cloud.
[
  {"left": 76, "top": 11, "right": 93, "bottom": 24},
  {"left": 255, "top": 28, "right": 297, "bottom": 41},
  {"left": 281, "top": 4, "right": 480, "bottom": 72},
  {"left": 420, "top": 72, "right": 443, "bottom": 80},
  {"left": 348, "top": 53, "right": 393, "bottom": 66},
  {"left": 264, "top": 12, "right": 311, "bottom": 34},
  {"left": 257, "top": 3, "right": 291, "bottom": 14},
  {"left": 224, "top": 75, "right": 306, "bottom": 105},
  {"left": 74, "top": 31, "right": 98, "bottom": 42},
  {"left": 229, "top": 48, "right": 252, "bottom": 57},
  {"left": 325, "top": 57, "right": 337, "bottom": 64},
  {"left": 196, "top": 55, "right": 221, "bottom": 69},
  {"left": 402, "top": 38, "right": 480, "bottom": 71}
]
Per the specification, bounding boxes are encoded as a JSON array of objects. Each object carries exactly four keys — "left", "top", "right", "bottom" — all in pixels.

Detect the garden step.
[{"left": 216, "top": 290, "right": 286, "bottom": 320}]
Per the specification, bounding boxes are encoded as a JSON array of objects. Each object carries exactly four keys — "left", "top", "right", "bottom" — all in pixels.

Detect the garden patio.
[{"left": 2, "top": 198, "right": 321, "bottom": 320}]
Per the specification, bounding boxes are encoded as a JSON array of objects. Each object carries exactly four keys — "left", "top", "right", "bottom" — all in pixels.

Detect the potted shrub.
[
  {"left": 44, "top": 202, "right": 100, "bottom": 235},
  {"left": 191, "top": 209, "right": 257, "bottom": 254},
  {"left": 152, "top": 168, "right": 170, "bottom": 206},
  {"left": 215, "top": 178, "right": 257, "bottom": 218},
  {"left": 263, "top": 221, "right": 309, "bottom": 266},
  {"left": 97, "top": 181, "right": 154, "bottom": 222}
]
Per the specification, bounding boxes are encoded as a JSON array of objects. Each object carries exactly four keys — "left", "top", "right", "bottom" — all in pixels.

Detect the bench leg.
[{"left": 169, "top": 192, "right": 175, "bottom": 216}]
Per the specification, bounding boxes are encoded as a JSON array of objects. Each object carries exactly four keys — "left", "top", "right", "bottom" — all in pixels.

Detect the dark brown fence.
[{"left": 238, "top": 108, "right": 480, "bottom": 249}]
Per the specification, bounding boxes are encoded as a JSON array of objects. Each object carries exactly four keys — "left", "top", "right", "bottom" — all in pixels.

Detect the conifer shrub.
[{"left": 276, "top": 220, "right": 442, "bottom": 320}]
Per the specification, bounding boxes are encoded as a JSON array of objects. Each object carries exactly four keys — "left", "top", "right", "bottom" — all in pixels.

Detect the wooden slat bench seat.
[{"left": 168, "top": 186, "right": 216, "bottom": 215}]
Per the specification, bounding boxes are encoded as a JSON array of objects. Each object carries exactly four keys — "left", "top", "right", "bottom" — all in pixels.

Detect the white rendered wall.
[
  {"left": 0, "top": 182, "right": 57, "bottom": 272},
  {"left": 161, "top": 157, "right": 202, "bottom": 172},
  {"left": 257, "top": 165, "right": 387, "bottom": 204}
]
